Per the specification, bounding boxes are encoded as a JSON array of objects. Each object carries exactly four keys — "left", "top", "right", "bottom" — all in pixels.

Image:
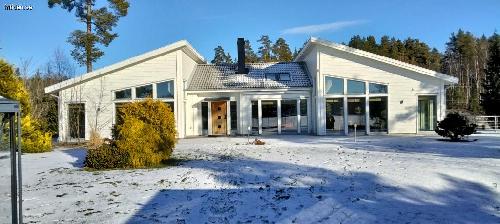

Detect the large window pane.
[
  {"left": 347, "top": 80, "right": 365, "bottom": 95},
  {"left": 157, "top": 81, "right": 174, "bottom": 98},
  {"left": 68, "top": 103, "right": 85, "bottom": 138},
  {"left": 347, "top": 98, "right": 366, "bottom": 132},
  {"left": 369, "top": 83, "right": 388, "bottom": 94},
  {"left": 300, "top": 99, "right": 308, "bottom": 133},
  {"left": 418, "top": 96, "right": 437, "bottom": 131},
  {"left": 325, "top": 77, "right": 344, "bottom": 94},
  {"left": 230, "top": 101, "right": 237, "bottom": 132},
  {"left": 251, "top": 101, "right": 258, "bottom": 133},
  {"left": 326, "top": 98, "right": 344, "bottom": 134},
  {"left": 281, "top": 100, "right": 297, "bottom": 133},
  {"left": 115, "top": 89, "right": 131, "bottom": 99},
  {"left": 136, "top": 84, "right": 152, "bottom": 98},
  {"left": 261, "top": 100, "right": 278, "bottom": 134},
  {"left": 369, "top": 97, "right": 388, "bottom": 132}
]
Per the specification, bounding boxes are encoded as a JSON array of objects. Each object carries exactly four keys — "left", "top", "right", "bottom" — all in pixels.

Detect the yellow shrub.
[
  {"left": 87, "top": 99, "right": 176, "bottom": 169},
  {"left": 1, "top": 59, "right": 52, "bottom": 153},
  {"left": 21, "top": 115, "right": 52, "bottom": 153}
]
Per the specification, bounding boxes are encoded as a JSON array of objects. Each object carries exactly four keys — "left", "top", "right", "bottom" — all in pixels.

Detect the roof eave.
[
  {"left": 296, "top": 37, "right": 459, "bottom": 84},
  {"left": 45, "top": 40, "right": 205, "bottom": 94}
]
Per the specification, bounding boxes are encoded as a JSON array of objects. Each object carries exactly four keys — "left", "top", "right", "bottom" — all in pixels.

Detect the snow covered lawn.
[{"left": 14, "top": 134, "right": 500, "bottom": 223}]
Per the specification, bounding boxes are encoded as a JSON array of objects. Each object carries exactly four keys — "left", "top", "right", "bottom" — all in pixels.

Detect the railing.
[{"left": 476, "top": 116, "right": 499, "bottom": 132}]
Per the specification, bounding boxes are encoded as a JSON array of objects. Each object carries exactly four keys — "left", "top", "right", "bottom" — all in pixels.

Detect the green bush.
[
  {"left": 435, "top": 110, "right": 477, "bottom": 141},
  {"left": 84, "top": 143, "right": 128, "bottom": 169},
  {"left": 85, "top": 99, "right": 176, "bottom": 169}
]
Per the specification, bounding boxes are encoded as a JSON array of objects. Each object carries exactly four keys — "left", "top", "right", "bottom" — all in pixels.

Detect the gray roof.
[
  {"left": 0, "top": 95, "right": 20, "bottom": 113},
  {"left": 187, "top": 62, "right": 312, "bottom": 90}
]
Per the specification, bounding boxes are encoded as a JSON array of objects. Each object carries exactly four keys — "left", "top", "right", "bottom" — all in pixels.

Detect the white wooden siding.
[
  {"left": 58, "top": 51, "right": 180, "bottom": 141},
  {"left": 317, "top": 45, "right": 445, "bottom": 134}
]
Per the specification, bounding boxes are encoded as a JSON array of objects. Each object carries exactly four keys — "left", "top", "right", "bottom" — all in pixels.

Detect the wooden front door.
[{"left": 211, "top": 101, "right": 227, "bottom": 135}]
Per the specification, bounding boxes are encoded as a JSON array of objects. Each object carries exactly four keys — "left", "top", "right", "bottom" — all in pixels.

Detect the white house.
[{"left": 45, "top": 37, "right": 458, "bottom": 141}]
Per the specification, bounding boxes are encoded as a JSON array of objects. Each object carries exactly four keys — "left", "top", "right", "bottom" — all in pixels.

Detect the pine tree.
[
  {"left": 48, "top": 0, "right": 130, "bottom": 73},
  {"left": 244, "top": 40, "right": 259, "bottom": 63},
  {"left": 348, "top": 35, "right": 365, "bottom": 49},
  {"left": 481, "top": 33, "right": 500, "bottom": 115},
  {"left": 379, "top": 36, "right": 391, "bottom": 57},
  {"left": 211, "top": 46, "right": 232, "bottom": 64},
  {"left": 258, "top": 35, "right": 273, "bottom": 62},
  {"left": 272, "top": 38, "right": 293, "bottom": 62},
  {"left": 364, "top": 35, "right": 378, "bottom": 53},
  {"left": 442, "top": 29, "right": 485, "bottom": 113}
]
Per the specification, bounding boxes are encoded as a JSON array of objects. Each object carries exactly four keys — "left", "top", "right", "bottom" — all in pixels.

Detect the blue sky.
[{"left": 1, "top": 0, "right": 499, "bottom": 76}]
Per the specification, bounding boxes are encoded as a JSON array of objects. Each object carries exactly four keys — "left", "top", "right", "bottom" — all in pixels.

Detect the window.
[
  {"left": 165, "top": 102, "right": 174, "bottom": 112},
  {"left": 265, "top": 73, "right": 278, "bottom": 81},
  {"left": 369, "top": 83, "right": 388, "bottom": 94},
  {"left": 115, "top": 103, "right": 127, "bottom": 126},
  {"left": 157, "top": 81, "right": 174, "bottom": 98},
  {"left": 369, "top": 97, "right": 388, "bottom": 132},
  {"left": 68, "top": 104, "right": 85, "bottom": 138},
  {"left": 325, "top": 77, "right": 344, "bottom": 94},
  {"left": 230, "top": 101, "right": 237, "bottom": 131},
  {"left": 115, "top": 89, "right": 131, "bottom": 99},
  {"left": 251, "top": 101, "right": 258, "bottom": 132},
  {"left": 326, "top": 98, "right": 344, "bottom": 133},
  {"left": 265, "top": 73, "right": 291, "bottom": 81},
  {"left": 202, "top": 102, "right": 208, "bottom": 130},
  {"left": 300, "top": 99, "right": 308, "bottom": 133},
  {"left": 281, "top": 100, "right": 297, "bottom": 132},
  {"left": 135, "top": 84, "right": 153, "bottom": 98},
  {"left": 279, "top": 73, "right": 291, "bottom": 81},
  {"left": 347, "top": 80, "right": 365, "bottom": 94}
]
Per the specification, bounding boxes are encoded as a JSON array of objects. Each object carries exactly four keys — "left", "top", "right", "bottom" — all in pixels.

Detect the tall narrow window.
[
  {"left": 68, "top": 104, "right": 85, "bottom": 138},
  {"left": 326, "top": 98, "right": 344, "bottom": 134},
  {"left": 347, "top": 80, "right": 365, "bottom": 94},
  {"left": 251, "top": 101, "right": 258, "bottom": 132},
  {"left": 230, "top": 101, "right": 237, "bottom": 132},
  {"left": 261, "top": 100, "right": 278, "bottom": 134},
  {"left": 325, "top": 77, "right": 344, "bottom": 94},
  {"left": 369, "top": 97, "right": 388, "bottom": 132},
  {"left": 135, "top": 84, "right": 153, "bottom": 98},
  {"left": 300, "top": 99, "right": 308, "bottom": 133},
  {"left": 115, "top": 89, "right": 131, "bottom": 99},
  {"left": 281, "top": 100, "right": 297, "bottom": 133},
  {"left": 157, "top": 81, "right": 174, "bottom": 98},
  {"left": 202, "top": 102, "right": 208, "bottom": 131},
  {"left": 347, "top": 98, "right": 366, "bottom": 132}
]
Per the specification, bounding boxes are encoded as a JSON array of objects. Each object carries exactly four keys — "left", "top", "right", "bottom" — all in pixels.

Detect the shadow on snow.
[
  {"left": 127, "top": 154, "right": 499, "bottom": 223},
  {"left": 257, "top": 134, "right": 500, "bottom": 159}
]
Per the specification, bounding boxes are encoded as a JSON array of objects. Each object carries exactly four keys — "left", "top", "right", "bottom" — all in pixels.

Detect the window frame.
[
  {"left": 156, "top": 80, "right": 175, "bottom": 99},
  {"left": 324, "top": 76, "right": 345, "bottom": 95},
  {"left": 135, "top": 84, "right": 153, "bottom": 99}
]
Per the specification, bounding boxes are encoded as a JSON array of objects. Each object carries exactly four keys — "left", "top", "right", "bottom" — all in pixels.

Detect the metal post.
[
  {"left": 9, "top": 113, "right": 18, "bottom": 224},
  {"left": 17, "top": 111, "right": 22, "bottom": 224}
]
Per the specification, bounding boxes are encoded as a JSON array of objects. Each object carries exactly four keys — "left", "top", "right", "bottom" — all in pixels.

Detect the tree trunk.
[{"left": 86, "top": 0, "right": 92, "bottom": 73}]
